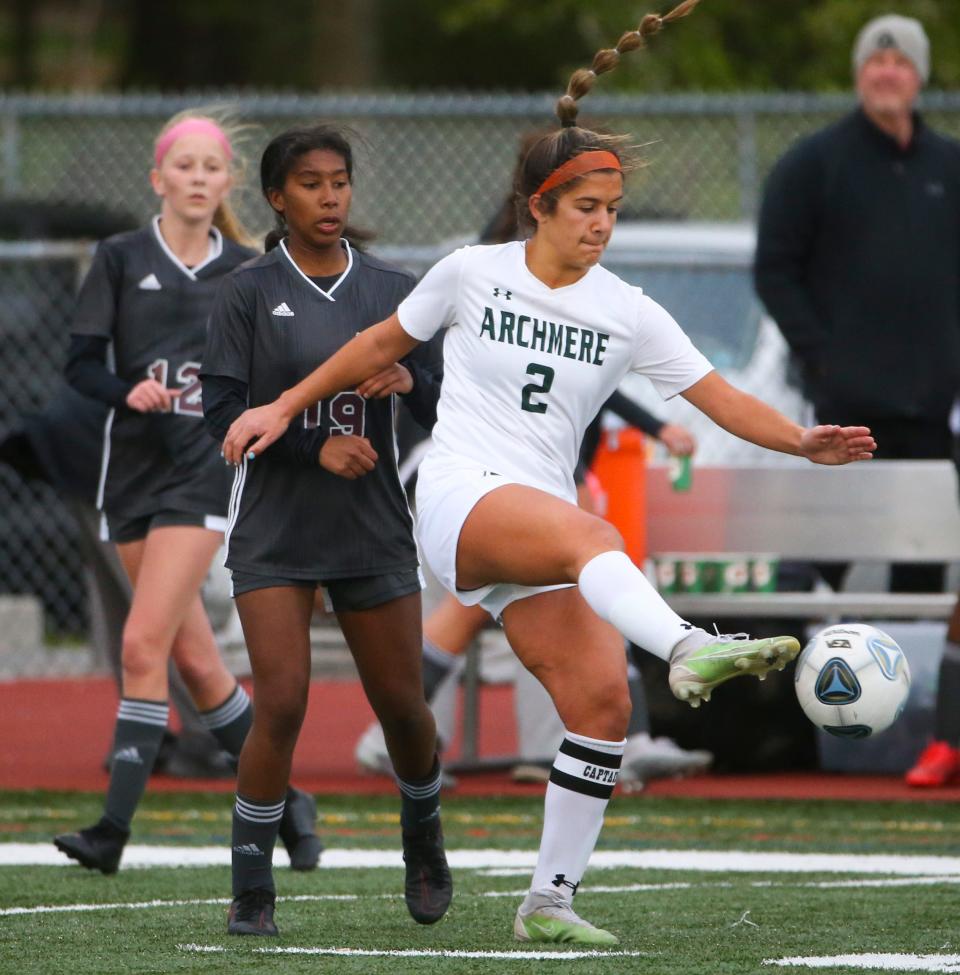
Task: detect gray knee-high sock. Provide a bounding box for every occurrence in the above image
[232,794,284,895]
[200,683,253,760]
[103,698,169,831]
[423,638,459,701]
[398,758,443,832]
[625,650,650,737]
[935,641,960,743]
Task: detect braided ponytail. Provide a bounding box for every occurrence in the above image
[556,0,702,127]
[516,0,702,232]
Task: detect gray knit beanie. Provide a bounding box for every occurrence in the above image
[852,14,930,84]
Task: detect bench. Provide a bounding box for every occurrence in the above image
[646,460,960,620]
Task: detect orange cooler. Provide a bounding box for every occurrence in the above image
[590,428,647,565]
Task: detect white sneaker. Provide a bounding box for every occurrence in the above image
[355,722,393,776]
[620,732,713,784]
[514,888,618,945]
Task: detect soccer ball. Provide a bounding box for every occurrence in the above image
[794,623,911,738]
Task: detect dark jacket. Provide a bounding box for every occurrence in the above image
[754,108,960,423]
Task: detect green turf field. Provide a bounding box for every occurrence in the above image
[2,791,959,974]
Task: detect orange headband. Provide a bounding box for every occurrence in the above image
[534,150,622,196]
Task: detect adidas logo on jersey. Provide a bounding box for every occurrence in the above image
[232,843,264,856]
[138,273,162,291]
[113,746,143,764]
[272,302,295,317]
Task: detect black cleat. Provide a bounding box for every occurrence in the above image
[402,818,453,924]
[279,787,323,871]
[227,887,279,936]
[53,818,129,875]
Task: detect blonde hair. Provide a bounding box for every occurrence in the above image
[153,107,257,248]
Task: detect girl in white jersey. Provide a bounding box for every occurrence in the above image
[223,1,876,945]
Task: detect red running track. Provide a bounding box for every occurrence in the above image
[2,677,959,802]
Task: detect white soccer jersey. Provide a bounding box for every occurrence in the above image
[397,241,713,499]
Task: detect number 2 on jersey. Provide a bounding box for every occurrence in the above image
[147,358,203,417]
[521,363,555,414]
[303,391,366,436]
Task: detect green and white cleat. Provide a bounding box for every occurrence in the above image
[668,629,800,708]
[514,890,618,946]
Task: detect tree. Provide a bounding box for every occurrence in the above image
[383,0,960,91]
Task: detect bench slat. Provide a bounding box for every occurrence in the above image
[646,461,960,561]
[664,591,954,619]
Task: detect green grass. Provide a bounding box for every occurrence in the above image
[2,791,959,974]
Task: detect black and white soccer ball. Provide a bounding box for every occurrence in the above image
[794,623,911,738]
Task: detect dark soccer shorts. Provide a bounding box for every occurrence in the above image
[102,510,228,544]
[229,566,424,611]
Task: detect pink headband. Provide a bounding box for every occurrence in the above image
[154,118,233,167]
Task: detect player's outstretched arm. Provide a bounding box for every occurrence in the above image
[222,314,419,464]
[797,424,875,465]
[681,370,875,465]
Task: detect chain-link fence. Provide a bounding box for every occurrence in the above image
[4,90,960,244]
[2,90,960,673]
[0,242,92,650]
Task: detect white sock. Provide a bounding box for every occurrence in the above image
[578,551,692,661]
[528,731,625,903]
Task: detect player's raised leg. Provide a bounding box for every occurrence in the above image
[457,483,799,709]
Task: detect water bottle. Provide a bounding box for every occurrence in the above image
[669,454,692,492]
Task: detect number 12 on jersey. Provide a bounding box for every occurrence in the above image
[521,363,555,414]
[147,358,202,416]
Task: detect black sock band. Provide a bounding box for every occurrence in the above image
[548,735,623,801]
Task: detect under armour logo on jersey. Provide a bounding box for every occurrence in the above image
[113,746,143,764]
[551,874,580,895]
[493,287,512,300]
[137,273,162,291]
[272,302,295,317]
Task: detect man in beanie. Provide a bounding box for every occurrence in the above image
[755,14,960,788]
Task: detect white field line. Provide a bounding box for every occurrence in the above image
[178,944,651,961]
[0,893,394,917]
[764,954,960,972]
[7,844,960,875]
[6,876,960,919]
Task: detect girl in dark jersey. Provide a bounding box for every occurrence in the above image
[201,125,449,937]
[54,111,320,875]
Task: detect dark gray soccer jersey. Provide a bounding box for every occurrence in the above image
[201,241,426,579]
[71,219,255,520]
